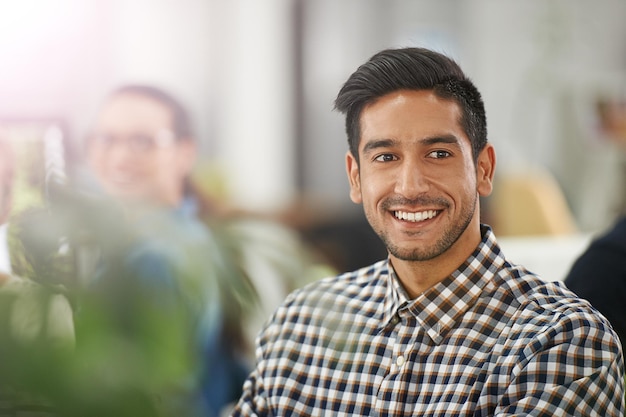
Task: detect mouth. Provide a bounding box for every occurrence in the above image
[105,170,138,186]
[393,209,440,223]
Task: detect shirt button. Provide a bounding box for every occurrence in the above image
[396,355,405,367]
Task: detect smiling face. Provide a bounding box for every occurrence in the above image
[346,89,495,267]
[88,93,196,207]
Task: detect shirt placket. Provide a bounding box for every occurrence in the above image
[374,309,420,416]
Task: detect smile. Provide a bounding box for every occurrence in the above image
[394,210,439,222]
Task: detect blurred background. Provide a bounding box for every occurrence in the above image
[0,0,625,279]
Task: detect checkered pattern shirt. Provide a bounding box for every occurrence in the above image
[231,226,625,416]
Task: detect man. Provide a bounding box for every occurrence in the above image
[82,85,252,416]
[86,85,197,208]
[231,47,624,416]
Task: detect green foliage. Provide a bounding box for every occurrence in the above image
[0,268,202,416]
[0,183,252,416]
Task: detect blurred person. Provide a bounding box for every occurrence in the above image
[80,85,254,416]
[564,215,626,351]
[86,85,336,416]
[231,47,624,416]
[87,85,196,208]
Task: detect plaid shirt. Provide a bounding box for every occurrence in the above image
[232,226,624,416]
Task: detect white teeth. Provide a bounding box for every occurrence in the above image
[394,210,438,222]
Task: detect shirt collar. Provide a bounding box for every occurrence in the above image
[379,225,506,344]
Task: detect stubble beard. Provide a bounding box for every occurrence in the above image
[369,193,477,262]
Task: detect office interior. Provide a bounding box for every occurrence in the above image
[0,0,625,281]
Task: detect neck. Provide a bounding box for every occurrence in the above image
[390,221,483,299]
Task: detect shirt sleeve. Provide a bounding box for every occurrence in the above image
[230,310,278,417]
[495,310,625,416]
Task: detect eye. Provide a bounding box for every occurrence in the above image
[91,133,115,148]
[374,153,397,162]
[427,150,451,159]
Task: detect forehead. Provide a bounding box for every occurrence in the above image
[359,89,467,148]
[95,93,174,132]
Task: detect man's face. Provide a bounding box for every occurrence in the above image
[88,93,195,207]
[346,89,495,263]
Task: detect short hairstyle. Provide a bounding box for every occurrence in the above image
[334,47,487,163]
[108,84,194,141]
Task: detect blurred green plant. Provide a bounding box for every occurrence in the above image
[0,286,193,417]
[0,182,257,416]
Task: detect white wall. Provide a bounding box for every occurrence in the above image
[209,0,297,212]
[462,0,626,232]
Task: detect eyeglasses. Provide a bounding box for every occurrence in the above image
[88,129,176,154]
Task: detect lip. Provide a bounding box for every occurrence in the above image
[107,178,136,188]
[105,168,139,184]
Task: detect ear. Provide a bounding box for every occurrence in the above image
[345,151,362,204]
[476,143,496,197]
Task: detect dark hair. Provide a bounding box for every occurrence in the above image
[109,84,194,141]
[334,47,487,163]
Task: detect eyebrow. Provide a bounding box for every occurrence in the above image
[421,134,461,147]
[361,134,461,154]
[361,138,396,154]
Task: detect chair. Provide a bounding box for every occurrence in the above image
[489,167,578,237]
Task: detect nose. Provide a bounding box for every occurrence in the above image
[394,160,430,198]
[93,143,137,180]
[106,139,138,163]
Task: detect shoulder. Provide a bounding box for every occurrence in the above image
[580,217,626,255]
[285,260,388,307]
[563,219,626,292]
[259,260,389,335]
[115,211,229,297]
[491,264,621,357]
[128,208,223,265]
[493,263,609,324]
[603,217,626,244]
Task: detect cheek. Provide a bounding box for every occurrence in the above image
[460,160,480,192]
[144,151,172,170]
[358,172,389,205]
[86,148,101,167]
[154,153,186,181]
[434,165,477,203]
[88,155,108,177]
[458,174,478,200]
